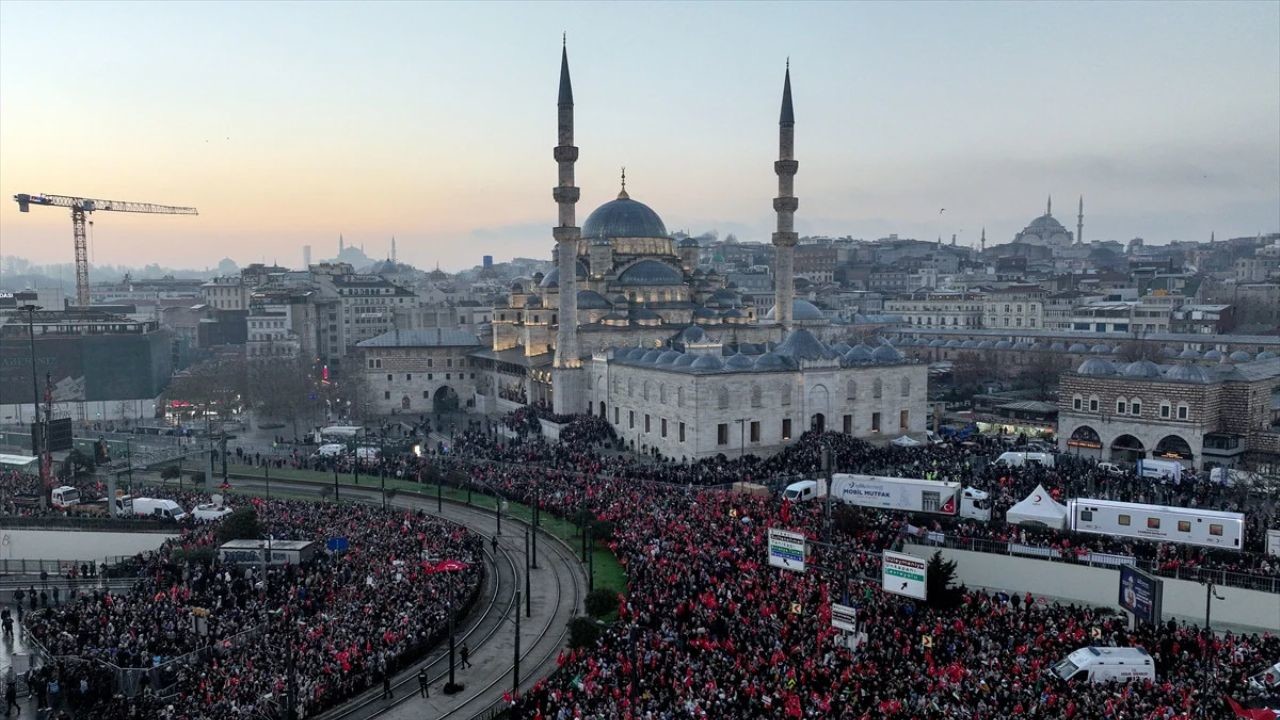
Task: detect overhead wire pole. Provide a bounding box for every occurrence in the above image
[20,305,48,509]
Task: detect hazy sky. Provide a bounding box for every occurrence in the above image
[1,1,1277,272]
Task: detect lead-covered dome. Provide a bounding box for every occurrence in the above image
[616,259,683,286]
[582,195,668,240]
[765,299,824,321]
[1077,358,1115,376]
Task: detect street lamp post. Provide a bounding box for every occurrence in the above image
[1204,579,1225,630]
[379,435,387,510]
[531,487,539,570]
[524,528,532,618]
[21,305,47,510]
[332,462,340,504]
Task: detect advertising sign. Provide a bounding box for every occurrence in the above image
[1268,529,1280,558]
[881,550,928,600]
[831,603,858,632]
[767,528,806,573]
[1118,565,1163,625]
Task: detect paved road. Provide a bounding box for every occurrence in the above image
[228,475,588,720]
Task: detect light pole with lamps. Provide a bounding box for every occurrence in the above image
[20,304,48,510]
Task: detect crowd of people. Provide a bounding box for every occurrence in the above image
[13,494,482,719]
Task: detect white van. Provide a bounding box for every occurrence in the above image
[996,451,1056,469]
[192,503,233,522]
[782,480,820,502]
[1051,647,1155,683]
[314,443,345,458]
[131,497,189,522]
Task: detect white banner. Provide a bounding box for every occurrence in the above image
[1268,529,1280,558]
[882,550,928,600]
[768,528,807,573]
[831,603,858,632]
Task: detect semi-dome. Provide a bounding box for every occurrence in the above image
[1122,360,1162,378]
[871,344,904,363]
[616,259,683,286]
[576,290,610,310]
[539,260,588,288]
[724,353,755,370]
[1229,351,1252,362]
[1077,358,1115,376]
[582,195,668,240]
[765,299,824,322]
[1068,343,1089,353]
[689,354,724,371]
[1164,363,1213,383]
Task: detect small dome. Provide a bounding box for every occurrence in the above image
[945,340,963,349]
[656,350,682,365]
[1203,349,1223,361]
[845,345,874,363]
[929,339,946,348]
[1090,344,1111,354]
[510,280,526,292]
[1068,343,1089,353]
[690,354,724,371]
[678,325,707,344]
[634,306,661,321]
[765,298,825,322]
[754,352,790,370]
[1164,363,1213,383]
[1050,342,1067,352]
[626,346,647,360]
[1122,360,1162,378]
[775,328,837,361]
[976,340,994,349]
[640,349,663,363]
[691,305,718,319]
[1077,358,1115,376]
[582,195,668,240]
[540,260,588,288]
[1257,351,1277,360]
[576,290,610,310]
[1229,351,1252,362]
[830,341,852,354]
[1178,348,1201,360]
[1111,345,1125,354]
[610,293,629,305]
[724,353,755,370]
[871,344,904,363]
[961,340,979,349]
[526,295,543,309]
[995,340,1013,350]
[677,236,699,248]
[674,353,697,366]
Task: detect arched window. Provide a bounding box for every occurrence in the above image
[1129,397,1142,416]
[873,378,882,399]
[846,379,857,401]
[1072,394,1083,411]
[643,381,651,401]
[1116,399,1127,415]
[660,385,668,404]
[900,377,910,397]
[751,383,763,408]
[1089,396,1099,412]
[677,386,684,407]
[717,387,730,409]
[627,378,634,397]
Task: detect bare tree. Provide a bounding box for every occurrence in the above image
[247,355,319,439]
[1020,351,1072,397]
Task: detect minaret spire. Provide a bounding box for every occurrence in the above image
[980,227,986,252]
[772,60,798,332]
[1046,195,1052,216]
[1076,195,1084,245]
[552,37,583,413]
[618,166,628,200]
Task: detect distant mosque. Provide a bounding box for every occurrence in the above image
[1013,195,1085,249]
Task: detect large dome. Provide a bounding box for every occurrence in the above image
[616,259,683,286]
[582,195,668,240]
[1025,214,1067,233]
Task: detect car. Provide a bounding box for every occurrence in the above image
[1097,462,1124,475]
[192,503,233,522]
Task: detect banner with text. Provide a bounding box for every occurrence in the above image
[882,550,928,600]
[767,528,807,573]
[831,603,858,632]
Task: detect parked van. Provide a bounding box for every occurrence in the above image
[313,443,345,458]
[131,497,189,522]
[1097,462,1124,476]
[996,451,1056,469]
[192,503,233,522]
[782,480,820,502]
[1051,647,1155,683]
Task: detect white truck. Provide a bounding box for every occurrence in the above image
[996,451,1056,469]
[130,497,189,522]
[50,486,82,509]
[1051,647,1155,683]
[1136,458,1182,483]
[783,474,991,521]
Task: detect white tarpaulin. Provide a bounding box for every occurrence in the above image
[891,435,922,447]
[1005,484,1069,530]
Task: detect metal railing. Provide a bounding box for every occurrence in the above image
[908,533,1280,593]
[0,515,180,532]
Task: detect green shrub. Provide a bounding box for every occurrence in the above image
[567,616,601,649]
[585,589,618,618]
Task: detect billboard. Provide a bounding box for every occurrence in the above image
[0,330,173,404]
[1118,565,1163,625]
[767,528,806,573]
[39,417,73,453]
[831,603,858,632]
[882,551,928,600]
[1268,529,1280,558]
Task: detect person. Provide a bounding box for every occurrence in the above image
[380,670,392,700]
[3,677,17,717]
[460,643,472,669]
[417,668,429,698]
[491,535,498,554]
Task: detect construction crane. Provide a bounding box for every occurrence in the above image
[13,193,199,307]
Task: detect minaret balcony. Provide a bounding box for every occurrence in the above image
[552,187,581,204]
[554,146,579,162]
[774,160,799,175]
[773,197,799,213]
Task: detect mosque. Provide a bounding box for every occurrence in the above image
[469,44,925,457]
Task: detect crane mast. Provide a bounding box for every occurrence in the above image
[13,193,198,306]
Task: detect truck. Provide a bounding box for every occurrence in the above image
[130,497,189,522]
[1136,458,1182,483]
[1051,647,1155,684]
[50,486,82,509]
[996,451,1056,469]
[783,474,991,521]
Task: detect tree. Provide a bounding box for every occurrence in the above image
[1020,351,1071,396]
[951,352,986,391]
[216,507,261,544]
[585,589,618,618]
[567,617,602,649]
[169,355,248,426]
[61,448,95,478]
[925,551,964,610]
[246,355,319,438]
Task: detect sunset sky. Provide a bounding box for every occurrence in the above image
[1,1,1277,271]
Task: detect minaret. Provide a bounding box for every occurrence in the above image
[339,234,345,253]
[551,38,583,414]
[391,236,397,262]
[772,60,798,332]
[1076,196,1084,245]
[980,227,986,253]
[1046,195,1052,216]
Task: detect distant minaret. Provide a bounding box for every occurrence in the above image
[339,234,345,253]
[1046,195,1052,216]
[551,38,583,412]
[980,227,986,253]
[391,236,397,262]
[1210,231,1215,243]
[303,245,312,268]
[772,59,799,332]
[1076,196,1084,245]
[951,233,957,246]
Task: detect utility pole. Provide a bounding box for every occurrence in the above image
[1204,580,1225,630]
[532,487,540,570]
[524,528,532,618]
[265,461,271,502]
[379,435,387,510]
[514,589,522,697]
[736,418,747,459]
[437,475,443,513]
[20,304,48,510]
[332,462,340,504]
[822,444,833,542]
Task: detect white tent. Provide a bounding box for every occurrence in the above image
[892,435,922,447]
[1005,484,1068,530]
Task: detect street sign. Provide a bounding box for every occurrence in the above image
[882,550,927,600]
[1118,565,1163,625]
[326,537,350,553]
[831,603,858,632]
[767,528,806,573]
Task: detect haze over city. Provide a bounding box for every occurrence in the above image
[2,1,1277,271]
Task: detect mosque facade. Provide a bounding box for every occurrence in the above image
[470,45,925,455]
